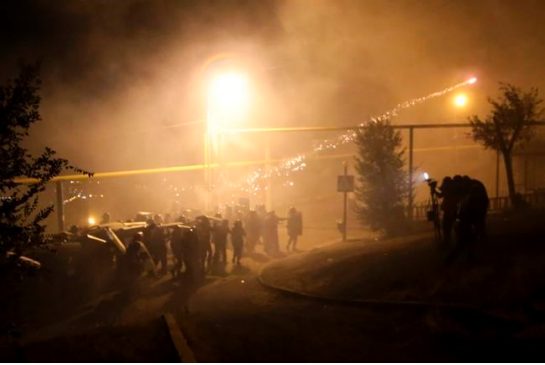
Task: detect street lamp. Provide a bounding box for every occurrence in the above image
[207,72,249,134]
[453,93,468,108]
[205,71,249,211]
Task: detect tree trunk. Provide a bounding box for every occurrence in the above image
[502,150,518,207]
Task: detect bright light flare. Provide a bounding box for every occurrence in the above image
[467,76,477,85]
[207,72,249,123]
[88,216,96,226]
[453,93,468,108]
[423,172,430,181]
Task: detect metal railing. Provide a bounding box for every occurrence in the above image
[412,190,545,220]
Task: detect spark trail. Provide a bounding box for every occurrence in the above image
[239,77,478,194]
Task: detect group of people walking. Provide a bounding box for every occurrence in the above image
[123,206,303,283]
[244,207,303,255]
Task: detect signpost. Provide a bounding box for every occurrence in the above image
[337,162,354,242]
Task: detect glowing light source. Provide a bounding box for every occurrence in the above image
[453,93,468,108]
[423,172,430,181]
[467,76,477,84]
[88,216,96,226]
[207,72,249,129]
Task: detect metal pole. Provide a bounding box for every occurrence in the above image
[524,154,528,193]
[342,161,348,242]
[408,127,414,220]
[55,181,64,233]
[204,131,210,212]
[495,150,500,197]
[265,139,272,211]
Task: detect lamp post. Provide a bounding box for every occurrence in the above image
[206,71,249,211]
[451,92,470,168]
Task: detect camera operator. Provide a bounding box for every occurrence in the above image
[425,176,441,242]
[425,175,457,246]
[438,177,458,245]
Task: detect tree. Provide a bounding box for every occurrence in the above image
[469,84,543,207]
[354,119,407,236]
[0,63,90,266]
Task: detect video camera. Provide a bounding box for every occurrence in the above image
[423,172,438,196]
[423,172,439,222]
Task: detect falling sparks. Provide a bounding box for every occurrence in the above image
[237,77,478,193]
[150,78,479,201]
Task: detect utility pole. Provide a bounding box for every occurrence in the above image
[342,162,348,242]
[407,127,414,220]
[265,138,272,211]
[495,150,500,197]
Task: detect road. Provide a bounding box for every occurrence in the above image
[11,219,545,362]
[177,227,545,362]
[180,274,448,362]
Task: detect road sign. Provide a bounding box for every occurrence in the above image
[337,175,354,192]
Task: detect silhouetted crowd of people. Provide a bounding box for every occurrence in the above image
[119,206,303,284]
[428,174,489,261]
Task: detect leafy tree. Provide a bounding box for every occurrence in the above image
[354,119,407,236]
[469,84,543,207]
[0,63,90,266]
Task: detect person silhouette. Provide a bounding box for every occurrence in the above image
[231,220,246,265]
[286,207,303,252]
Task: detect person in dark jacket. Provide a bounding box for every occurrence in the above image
[438,177,457,245]
[184,226,202,284]
[231,220,246,265]
[245,210,261,254]
[446,176,489,263]
[195,215,213,275]
[263,211,280,255]
[152,223,168,275]
[213,219,230,264]
[286,207,303,252]
[170,225,185,278]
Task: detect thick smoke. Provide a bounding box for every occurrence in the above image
[2,0,545,224]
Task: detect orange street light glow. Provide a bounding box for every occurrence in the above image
[208,72,249,117]
[454,93,468,107]
[207,71,250,137]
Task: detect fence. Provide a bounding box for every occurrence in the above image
[412,190,545,220]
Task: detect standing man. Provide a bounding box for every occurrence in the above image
[264,211,280,255]
[195,215,213,275]
[145,220,168,275]
[212,219,229,264]
[231,220,246,265]
[245,210,261,254]
[438,177,457,246]
[185,226,202,284]
[170,225,185,279]
[286,207,303,252]
[153,223,168,275]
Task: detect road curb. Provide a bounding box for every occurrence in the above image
[257,272,480,312]
[163,313,196,363]
[257,242,482,313]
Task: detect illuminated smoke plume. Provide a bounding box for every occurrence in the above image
[239,77,478,194]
